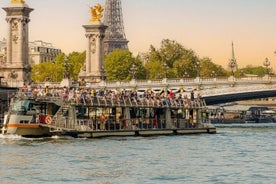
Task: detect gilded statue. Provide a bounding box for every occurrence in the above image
[90,3,104,23]
[11,0,25,4]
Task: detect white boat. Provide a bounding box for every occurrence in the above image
[1,90,216,138]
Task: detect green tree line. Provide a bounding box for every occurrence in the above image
[31,39,273,82]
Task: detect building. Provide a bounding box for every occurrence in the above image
[0,39,62,65]
[29,40,61,64]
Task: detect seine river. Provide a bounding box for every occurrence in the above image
[0,124,275,184]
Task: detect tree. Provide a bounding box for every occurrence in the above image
[239,65,269,77]
[145,39,227,79]
[104,49,146,80]
[67,51,86,80]
[173,49,199,78]
[31,62,57,82]
[31,51,85,82]
[199,57,228,78]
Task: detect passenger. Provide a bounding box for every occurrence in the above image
[21,83,27,93]
[27,84,32,96]
[45,86,51,96]
[99,114,106,130]
[190,90,194,101]
[153,115,158,128]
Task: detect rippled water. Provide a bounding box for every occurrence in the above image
[1,124,276,184]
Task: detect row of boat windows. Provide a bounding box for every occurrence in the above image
[11,99,59,116]
[11,100,196,121]
[76,106,190,120]
[19,120,29,124]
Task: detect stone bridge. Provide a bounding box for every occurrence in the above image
[85,76,276,105]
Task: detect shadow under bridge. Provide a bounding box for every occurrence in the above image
[202,89,276,105]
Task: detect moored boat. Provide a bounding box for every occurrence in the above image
[1,88,216,138]
[209,105,276,124]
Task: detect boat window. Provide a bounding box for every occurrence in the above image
[11,99,30,113]
[77,106,89,118]
[20,120,29,124]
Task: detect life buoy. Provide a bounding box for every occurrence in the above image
[45,116,52,125]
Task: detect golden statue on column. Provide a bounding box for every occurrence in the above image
[11,0,25,4]
[90,3,104,23]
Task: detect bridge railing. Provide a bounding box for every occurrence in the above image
[4,76,276,90]
[201,83,276,96]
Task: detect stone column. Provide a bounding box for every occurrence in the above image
[2,3,33,87]
[6,18,12,64]
[79,23,108,83]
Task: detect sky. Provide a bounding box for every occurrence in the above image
[1,0,276,70]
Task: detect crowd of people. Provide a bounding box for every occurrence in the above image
[19,84,204,108]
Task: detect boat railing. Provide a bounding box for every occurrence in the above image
[37,108,206,131]
[50,116,200,131]
[15,92,64,104]
[71,96,207,109]
[14,91,207,109]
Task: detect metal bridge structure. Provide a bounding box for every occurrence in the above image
[103,0,129,54]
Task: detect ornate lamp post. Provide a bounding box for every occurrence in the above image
[211,70,217,79]
[130,64,137,80]
[100,66,106,81]
[196,61,200,78]
[163,63,168,78]
[183,71,189,79]
[263,57,270,76]
[240,70,244,78]
[229,60,236,77]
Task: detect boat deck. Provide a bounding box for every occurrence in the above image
[49,126,216,138]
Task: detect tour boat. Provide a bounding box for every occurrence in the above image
[1,90,216,138]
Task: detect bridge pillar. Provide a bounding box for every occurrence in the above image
[79,5,108,84]
[2,2,33,87]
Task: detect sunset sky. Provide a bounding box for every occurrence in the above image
[1,0,276,70]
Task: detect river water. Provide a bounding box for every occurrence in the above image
[0,124,275,184]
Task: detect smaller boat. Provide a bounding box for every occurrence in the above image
[209,105,276,124]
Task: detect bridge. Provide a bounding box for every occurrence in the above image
[83,75,276,105]
[4,75,276,106]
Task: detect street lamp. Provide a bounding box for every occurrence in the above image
[229,60,236,77]
[100,66,106,81]
[211,70,217,79]
[195,61,200,78]
[263,57,270,76]
[240,70,244,78]
[183,71,189,79]
[163,63,168,78]
[130,64,137,80]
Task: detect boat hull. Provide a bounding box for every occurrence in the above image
[6,124,51,138]
[53,127,216,138]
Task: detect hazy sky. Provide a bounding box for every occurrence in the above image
[1,0,276,69]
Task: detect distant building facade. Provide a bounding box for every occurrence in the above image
[0,39,61,65]
[29,40,61,64]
